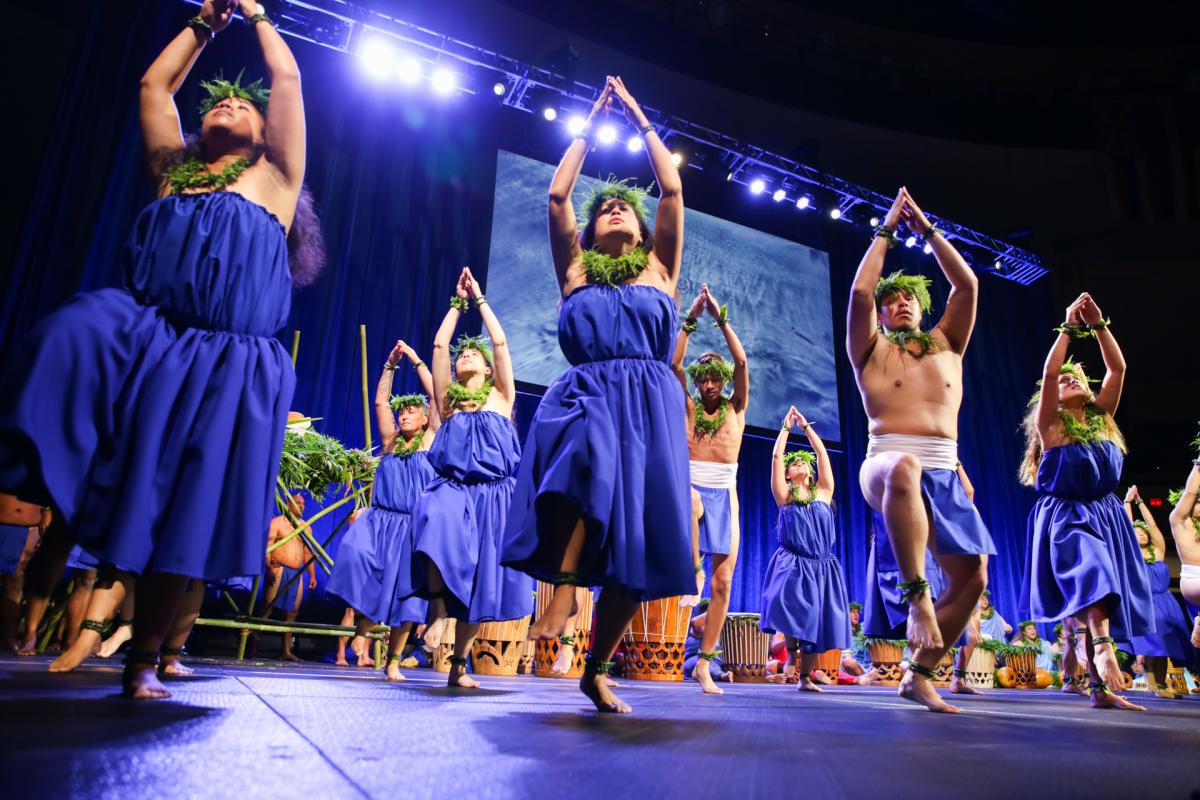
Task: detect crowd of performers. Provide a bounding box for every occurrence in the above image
[1,0,1199,716]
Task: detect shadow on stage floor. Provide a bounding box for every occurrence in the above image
[0,652,1197,799]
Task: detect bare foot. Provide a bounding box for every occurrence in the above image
[351,635,375,667]
[386,660,406,682]
[528,585,578,642]
[423,618,448,651]
[580,671,631,713]
[898,670,960,713]
[1191,616,1200,649]
[905,593,943,651]
[797,675,823,692]
[98,624,132,658]
[1092,643,1125,689]
[335,652,349,667]
[1090,686,1146,711]
[855,667,881,686]
[447,662,480,689]
[765,672,788,684]
[1062,677,1086,696]
[15,634,36,656]
[49,630,101,672]
[604,675,620,688]
[691,662,724,695]
[552,642,575,674]
[812,669,835,685]
[123,664,171,699]
[281,652,301,662]
[949,675,982,695]
[160,657,194,676]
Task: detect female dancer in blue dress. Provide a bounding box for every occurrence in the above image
[326,340,439,682]
[502,76,692,714]
[760,406,851,693]
[1020,292,1152,711]
[0,0,322,698]
[1124,485,1199,698]
[405,267,531,689]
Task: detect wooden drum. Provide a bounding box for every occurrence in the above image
[430,618,457,673]
[471,616,532,676]
[965,647,996,689]
[815,648,842,679]
[533,583,595,679]
[867,640,905,686]
[1006,649,1039,688]
[623,596,692,681]
[933,651,956,687]
[720,613,770,683]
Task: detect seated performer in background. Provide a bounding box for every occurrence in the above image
[672,282,749,695]
[760,407,851,693]
[1011,621,1057,677]
[847,188,993,713]
[978,590,1012,641]
[1165,456,1200,649]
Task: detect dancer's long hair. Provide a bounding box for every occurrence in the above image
[1018,363,1126,486]
[158,136,326,287]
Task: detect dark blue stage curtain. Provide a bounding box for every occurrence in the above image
[1,6,1054,627]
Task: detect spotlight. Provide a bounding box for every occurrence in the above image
[671,151,684,166]
[869,216,880,227]
[627,135,644,153]
[360,39,395,79]
[749,179,766,195]
[597,124,617,145]
[397,56,422,85]
[993,259,1003,271]
[905,235,917,248]
[431,68,457,95]
[796,196,810,210]
[492,81,506,96]
[772,189,786,202]
[726,172,734,182]
[542,106,558,122]
[923,242,933,254]
[829,208,842,220]
[566,115,587,137]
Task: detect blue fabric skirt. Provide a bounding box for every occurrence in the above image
[326,507,428,626]
[694,485,735,556]
[760,549,851,650]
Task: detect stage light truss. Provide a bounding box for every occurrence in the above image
[184,0,1048,285]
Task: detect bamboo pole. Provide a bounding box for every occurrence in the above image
[195,617,389,638]
[222,591,242,615]
[290,330,301,366]
[359,324,371,453]
[237,575,262,660]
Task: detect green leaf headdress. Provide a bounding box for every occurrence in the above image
[576,176,652,228]
[451,334,493,366]
[389,393,429,413]
[849,602,863,613]
[197,69,271,118]
[874,271,933,314]
[1027,357,1099,407]
[1132,520,1149,532]
[783,449,816,471]
[685,355,734,387]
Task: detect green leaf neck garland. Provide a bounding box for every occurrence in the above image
[580,247,649,287]
[789,482,818,506]
[691,396,730,437]
[881,327,941,358]
[393,430,425,457]
[446,379,493,410]
[1057,404,1107,445]
[980,607,995,621]
[165,156,252,196]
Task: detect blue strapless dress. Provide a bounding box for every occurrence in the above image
[1129,560,1199,668]
[502,284,693,600]
[759,502,851,651]
[1021,441,1154,640]
[0,192,295,580]
[0,523,29,575]
[405,411,532,623]
[326,451,436,626]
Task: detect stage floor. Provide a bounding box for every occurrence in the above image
[1,653,1197,799]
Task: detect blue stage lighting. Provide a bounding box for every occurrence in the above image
[869,216,880,227]
[796,196,810,210]
[829,208,842,220]
[397,56,421,85]
[492,81,506,96]
[542,107,558,122]
[749,179,766,195]
[597,124,617,145]
[359,39,395,79]
[923,242,934,254]
[627,136,644,153]
[431,68,457,95]
[905,235,917,248]
[772,189,786,202]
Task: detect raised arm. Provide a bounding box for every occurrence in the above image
[1129,486,1167,559]
[1035,297,1085,443]
[797,409,833,502]
[375,342,404,453]
[901,190,978,354]
[1169,464,1200,530]
[847,190,905,369]
[609,76,683,286]
[465,268,515,408]
[238,0,305,194]
[140,1,234,183]
[1078,294,1126,415]
[431,286,465,415]
[548,86,612,289]
[409,345,440,433]
[706,287,749,413]
[672,289,706,407]
[770,410,798,508]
